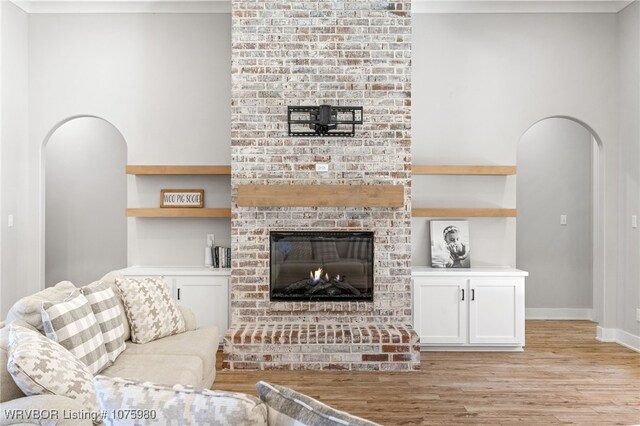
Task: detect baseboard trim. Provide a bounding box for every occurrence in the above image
[596,326,640,352]
[525,308,594,320]
[420,345,524,352]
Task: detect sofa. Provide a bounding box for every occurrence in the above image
[0,271,219,425]
[0,271,379,426]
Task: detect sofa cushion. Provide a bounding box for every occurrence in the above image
[41,291,111,375]
[255,381,380,426]
[81,282,126,363]
[7,324,100,416]
[115,276,185,344]
[5,281,77,332]
[99,353,204,387]
[93,375,268,426]
[123,325,219,388]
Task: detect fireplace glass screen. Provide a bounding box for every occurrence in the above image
[270,231,374,302]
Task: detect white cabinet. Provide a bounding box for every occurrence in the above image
[175,275,229,334]
[413,267,527,351]
[119,267,230,343]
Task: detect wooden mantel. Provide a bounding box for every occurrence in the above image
[236,184,404,208]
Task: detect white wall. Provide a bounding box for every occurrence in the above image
[0,1,30,316]
[616,1,640,339]
[26,13,232,281]
[517,118,593,314]
[412,13,618,271]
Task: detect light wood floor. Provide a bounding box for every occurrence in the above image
[214,321,640,425]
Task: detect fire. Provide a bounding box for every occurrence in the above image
[310,267,324,284]
[309,267,342,285]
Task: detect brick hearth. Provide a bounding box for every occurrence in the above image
[229,0,415,370]
[223,323,420,371]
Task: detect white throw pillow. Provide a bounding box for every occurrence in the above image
[93,375,268,425]
[41,291,111,375]
[115,277,185,344]
[81,282,126,363]
[7,324,101,419]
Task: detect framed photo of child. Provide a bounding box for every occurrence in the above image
[430,220,471,268]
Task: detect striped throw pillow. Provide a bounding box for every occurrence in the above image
[347,238,372,261]
[81,283,126,363]
[41,291,111,375]
[255,381,380,426]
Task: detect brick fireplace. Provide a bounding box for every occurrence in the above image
[225,0,418,370]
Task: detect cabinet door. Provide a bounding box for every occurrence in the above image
[414,278,467,345]
[176,276,229,342]
[468,278,524,345]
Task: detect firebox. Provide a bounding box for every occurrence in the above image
[270,231,374,302]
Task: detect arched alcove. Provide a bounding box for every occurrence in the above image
[44,116,127,287]
[517,116,603,322]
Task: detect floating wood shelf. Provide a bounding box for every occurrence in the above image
[412,165,516,175]
[412,208,517,218]
[126,208,232,218]
[237,184,404,208]
[126,165,231,175]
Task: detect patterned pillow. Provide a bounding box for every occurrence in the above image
[312,240,341,262]
[7,324,101,418]
[81,282,126,363]
[255,381,380,426]
[115,277,185,344]
[41,291,111,375]
[93,375,268,425]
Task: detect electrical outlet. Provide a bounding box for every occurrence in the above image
[560,215,567,225]
[7,214,14,227]
[207,234,215,247]
[636,308,640,323]
[632,215,638,229]
[315,163,329,172]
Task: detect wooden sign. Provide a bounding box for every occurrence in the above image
[160,189,204,208]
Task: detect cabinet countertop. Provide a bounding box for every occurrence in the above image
[412,266,528,277]
[119,266,231,276]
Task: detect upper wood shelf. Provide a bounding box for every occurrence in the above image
[412,208,517,218]
[412,165,516,175]
[126,165,231,175]
[126,208,231,218]
[237,184,404,208]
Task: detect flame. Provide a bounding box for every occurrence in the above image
[310,267,323,283]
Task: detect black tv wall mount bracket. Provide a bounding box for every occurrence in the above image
[287,105,363,137]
